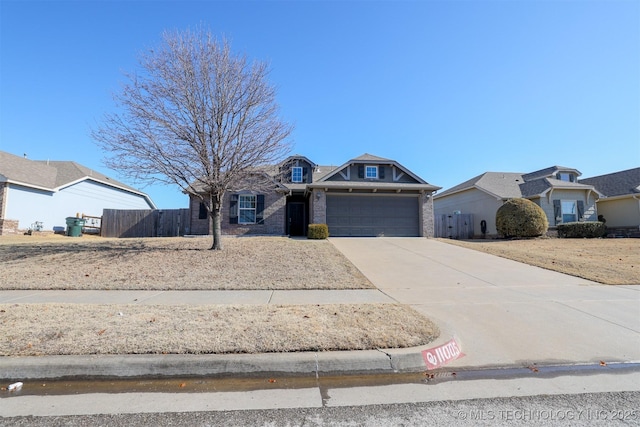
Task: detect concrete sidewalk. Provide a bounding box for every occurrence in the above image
[0,289,394,305]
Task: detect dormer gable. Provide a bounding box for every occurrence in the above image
[278,155,316,184]
[522,166,581,183]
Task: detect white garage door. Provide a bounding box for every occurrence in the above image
[326,195,419,237]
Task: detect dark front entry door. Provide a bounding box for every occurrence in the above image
[288,202,305,236]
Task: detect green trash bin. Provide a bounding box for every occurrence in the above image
[66,217,86,237]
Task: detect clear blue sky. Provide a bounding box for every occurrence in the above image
[1,0,638,209]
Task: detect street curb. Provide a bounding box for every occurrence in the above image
[0,347,430,381]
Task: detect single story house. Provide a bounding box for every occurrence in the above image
[0,150,156,235]
[189,153,441,237]
[433,165,601,237]
[579,167,640,234]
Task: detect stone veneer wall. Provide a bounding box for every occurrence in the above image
[421,192,435,237]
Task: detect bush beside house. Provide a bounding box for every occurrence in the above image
[496,198,548,238]
[308,223,329,239]
[557,221,606,238]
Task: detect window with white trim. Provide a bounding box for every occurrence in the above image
[238,195,257,224]
[365,165,378,179]
[292,166,303,183]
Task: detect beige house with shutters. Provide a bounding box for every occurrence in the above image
[433,166,601,238]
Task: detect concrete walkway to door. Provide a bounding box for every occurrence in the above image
[329,238,640,369]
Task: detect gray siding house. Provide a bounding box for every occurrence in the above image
[0,150,156,235]
[189,153,441,237]
[434,166,601,237]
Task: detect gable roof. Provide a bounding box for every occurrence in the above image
[315,153,436,188]
[280,154,317,168]
[579,167,640,197]
[435,172,524,199]
[350,153,392,162]
[0,150,155,207]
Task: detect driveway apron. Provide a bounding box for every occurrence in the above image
[330,238,640,368]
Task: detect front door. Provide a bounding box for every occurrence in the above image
[287,202,305,236]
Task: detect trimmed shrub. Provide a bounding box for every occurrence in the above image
[308,223,329,239]
[557,221,606,238]
[496,198,548,238]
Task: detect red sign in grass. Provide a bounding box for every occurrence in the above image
[422,337,465,370]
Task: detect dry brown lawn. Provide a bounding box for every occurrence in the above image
[0,234,440,355]
[0,235,372,290]
[0,303,439,356]
[439,238,639,285]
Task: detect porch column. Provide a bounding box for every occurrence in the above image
[312,189,326,224]
[421,192,435,237]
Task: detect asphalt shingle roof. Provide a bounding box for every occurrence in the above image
[0,150,147,196]
[579,167,640,197]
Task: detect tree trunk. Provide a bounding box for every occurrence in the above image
[210,195,223,250]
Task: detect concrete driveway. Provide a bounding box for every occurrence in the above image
[330,238,640,369]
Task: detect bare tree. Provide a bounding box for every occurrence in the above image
[92,28,293,249]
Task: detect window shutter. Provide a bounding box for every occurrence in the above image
[303,167,308,183]
[379,166,385,179]
[358,165,364,178]
[229,194,238,224]
[553,199,561,225]
[198,203,207,220]
[256,195,265,224]
[577,200,584,220]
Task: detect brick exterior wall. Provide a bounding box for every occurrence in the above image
[0,219,19,235]
[421,192,435,237]
[0,183,7,220]
[189,192,287,236]
[0,183,20,235]
[311,189,326,224]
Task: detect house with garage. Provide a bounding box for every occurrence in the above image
[579,167,640,236]
[0,150,156,235]
[433,165,601,238]
[189,153,441,237]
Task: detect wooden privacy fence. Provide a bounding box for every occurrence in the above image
[434,214,474,239]
[101,209,190,238]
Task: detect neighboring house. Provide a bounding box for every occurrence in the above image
[189,153,441,237]
[579,167,640,232]
[0,150,156,235]
[433,166,601,237]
